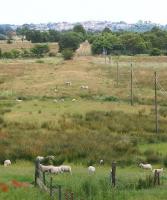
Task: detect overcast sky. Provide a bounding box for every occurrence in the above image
[1,0,167,25]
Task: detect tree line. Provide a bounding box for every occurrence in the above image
[16,25,167,56]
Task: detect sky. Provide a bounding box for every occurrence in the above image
[1,0,167,25]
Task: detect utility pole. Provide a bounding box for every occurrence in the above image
[130,63,133,106]
[116,61,119,87]
[154,71,158,134]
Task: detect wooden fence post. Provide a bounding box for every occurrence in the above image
[70,192,74,200]
[154,170,160,186]
[111,162,116,187]
[50,177,53,199]
[34,159,40,186]
[58,185,62,200]
[42,172,46,185]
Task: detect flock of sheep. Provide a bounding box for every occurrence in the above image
[139,163,164,175]
[3,159,164,176]
[36,156,99,175]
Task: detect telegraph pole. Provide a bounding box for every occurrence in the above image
[154,71,158,134]
[130,63,133,106]
[116,61,119,87]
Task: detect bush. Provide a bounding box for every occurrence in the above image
[31,44,49,57]
[62,49,74,60]
[163,155,167,167]
[159,107,167,118]
[2,51,13,59]
[48,52,56,57]
[150,48,161,56]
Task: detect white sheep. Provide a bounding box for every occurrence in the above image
[72,99,77,102]
[60,165,72,174]
[36,156,44,162]
[152,168,164,175]
[49,166,62,174]
[139,163,152,170]
[39,164,53,173]
[99,159,104,165]
[80,85,89,89]
[88,166,96,174]
[16,99,23,102]
[65,81,71,86]
[4,160,11,167]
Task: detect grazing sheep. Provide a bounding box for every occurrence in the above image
[65,81,71,86]
[16,99,23,102]
[36,156,44,162]
[53,99,58,103]
[139,163,152,170]
[60,165,72,174]
[72,99,77,102]
[80,85,89,89]
[49,166,62,174]
[4,160,11,167]
[152,168,164,175]
[99,159,104,165]
[39,164,53,173]
[88,166,96,174]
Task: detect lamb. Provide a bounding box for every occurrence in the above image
[4,160,11,167]
[49,166,62,174]
[60,165,72,174]
[88,166,96,174]
[139,163,152,170]
[39,164,53,173]
[99,159,104,165]
[65,81,71,86]
[36,156,44,162]
[152,168,164,175]
[80,85,89,89]
[16,99,23,102]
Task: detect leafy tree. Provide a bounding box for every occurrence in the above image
[48,30,61,42]
[102,27,112,33]
[91,33,122,55]
[59,32,82,51]
[73,24,86,35]
[120,33,147,54]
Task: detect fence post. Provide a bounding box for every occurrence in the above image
[50,177,53,199]
[111,161,116,187]
[58,185,62,200]
[34,158,40,186]
[70,192,74,200]
[154,170,160,185]
[43,172,46,185]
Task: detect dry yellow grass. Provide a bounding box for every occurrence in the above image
[0,41,59,53]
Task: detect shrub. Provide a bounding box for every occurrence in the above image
[159,107,167,118]
[163,155,167,167]
[2,51,13,59]
[31,44,49,57]
[150,48,161,56]
[62,49,74,60]
[48,52,56,57]
[11,49,21,58]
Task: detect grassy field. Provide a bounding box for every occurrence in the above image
[0,161,167,200]
[0,54,167,198]
[0,40,59,53]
